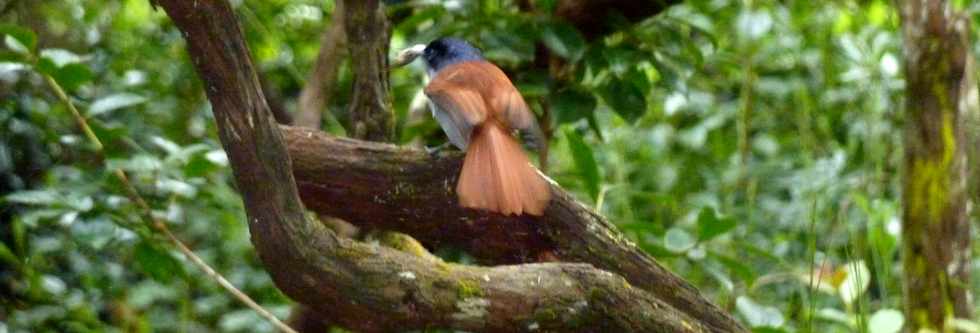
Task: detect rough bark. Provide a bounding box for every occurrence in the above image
[344,0,393,141]
[295,0,346,129]
[283,126,746,333]
[899,0,974,330]
[156,0,734,332]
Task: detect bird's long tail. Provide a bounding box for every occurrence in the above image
[457,122,551,216]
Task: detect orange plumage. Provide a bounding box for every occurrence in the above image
[424,61,551,216]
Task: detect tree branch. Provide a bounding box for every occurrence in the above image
[283,126,746,333]
[156,0,732,332]
[295,0,346,129]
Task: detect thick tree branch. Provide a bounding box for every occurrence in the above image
[157,0,729,332]
[283,126,746,333]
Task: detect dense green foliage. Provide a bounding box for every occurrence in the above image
[1,0,978,332]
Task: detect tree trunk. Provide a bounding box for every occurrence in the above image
[899,0,974,330]
[344,0,393,141]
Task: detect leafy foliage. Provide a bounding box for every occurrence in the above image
[0,0,978,332]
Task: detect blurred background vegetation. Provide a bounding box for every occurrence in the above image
[0,0,977,332]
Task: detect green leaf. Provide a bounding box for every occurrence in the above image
[540,22,585,61]
[39,48,83,67]
[711,252,756,282]
[134,241,184,283]
[664,227,695,253]
[550,88,603,139]
[551,88,597,124]
[598,77,647,123]
[696,207,736,241]
[868,309,903,333]
[107,154,163,172]
[0,242,19,267]
[564,128,600,201]
[89,93,147,116]
[51,63,93,92]
[0,50,26,63]
[0,24,36,55]
[735,296,784,328]
[5,190,60,205]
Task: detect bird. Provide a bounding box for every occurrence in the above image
[392,38,551,216]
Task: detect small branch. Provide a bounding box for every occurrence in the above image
[295,0,346,129]
[40,69,297,333]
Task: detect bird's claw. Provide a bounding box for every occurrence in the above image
[425,142,453,156]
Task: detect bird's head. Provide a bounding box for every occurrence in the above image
[391,38,483,74]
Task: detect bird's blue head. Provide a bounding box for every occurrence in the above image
[421,38,483,74]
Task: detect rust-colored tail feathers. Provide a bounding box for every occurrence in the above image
[457,123,551,216]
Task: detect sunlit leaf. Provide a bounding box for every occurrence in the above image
[736,296,784,328]
[664,227,695,253]
[868,309,903,333]
[107,154,163,172]
[89,93,147,116]
[39,48,83,67]
[5,190,60,205]
[0,24,36,55]
[837,260,870,305]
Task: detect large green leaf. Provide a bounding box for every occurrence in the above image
[563,127,600,201]
[550,87,603,139]
[696,207,736,241]
[134,241,185,283]
[540,22,585,61]
[598,77,647,123]
[0,24,36,55]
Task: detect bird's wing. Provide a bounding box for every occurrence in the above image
[424,64,490,149]
[480,63,545,148]
[427,61,544,148]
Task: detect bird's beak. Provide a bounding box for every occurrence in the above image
[391,44,427,68]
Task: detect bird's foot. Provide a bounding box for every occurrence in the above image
[425,142,453,156]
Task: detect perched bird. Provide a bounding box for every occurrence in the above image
[392,38,551,216]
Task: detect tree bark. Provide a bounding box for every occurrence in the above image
[155,0,740,332]
[899,0,974,330]
[344,0,393,141]
[282,126,745,333]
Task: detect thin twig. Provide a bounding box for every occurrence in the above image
[42,73,298,333]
